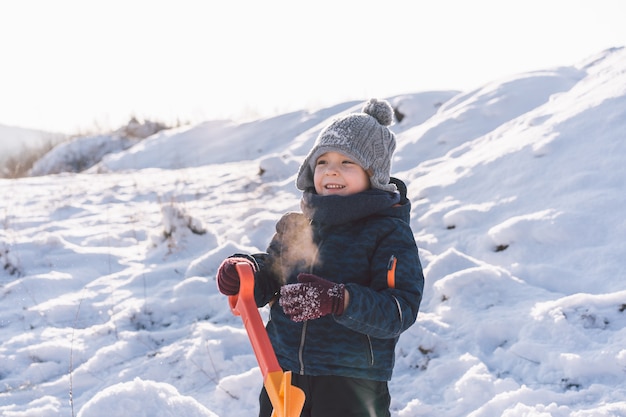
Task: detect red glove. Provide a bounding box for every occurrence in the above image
[279,273,345,322]
[216,257,255,295]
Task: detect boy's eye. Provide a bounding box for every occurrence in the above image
[314,157,356,166]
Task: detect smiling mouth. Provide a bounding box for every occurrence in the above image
[325,184,345,189]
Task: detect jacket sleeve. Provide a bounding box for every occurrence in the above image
[334,221,424,339]
[252,252,280,307]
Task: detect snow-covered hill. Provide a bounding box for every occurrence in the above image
[0,125,57,160]
[1,47,625,417]
[0,125,65,177]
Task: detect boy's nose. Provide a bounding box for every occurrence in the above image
[325,164,339,174]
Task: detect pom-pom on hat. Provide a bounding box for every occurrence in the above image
[296,98,397,193]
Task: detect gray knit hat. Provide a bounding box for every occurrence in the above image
[296,98,397,193]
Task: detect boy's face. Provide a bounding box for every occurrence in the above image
[313,151,371,196]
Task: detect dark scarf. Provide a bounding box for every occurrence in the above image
[300,188,401,225]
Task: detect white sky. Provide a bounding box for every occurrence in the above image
[1,0,625,134]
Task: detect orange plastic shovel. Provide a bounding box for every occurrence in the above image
[229,262,305,417]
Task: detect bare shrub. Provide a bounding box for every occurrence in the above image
[1,140,59,179]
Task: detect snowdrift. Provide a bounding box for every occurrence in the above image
[1,47,625,417]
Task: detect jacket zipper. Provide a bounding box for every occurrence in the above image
[298,223,320,374]
[298,321,307,374]
[366,335,374,366]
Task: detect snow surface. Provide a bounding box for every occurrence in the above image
[1,47,626,417]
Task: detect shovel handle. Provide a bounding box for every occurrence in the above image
[228,262,306,417]
[229,262,282,377]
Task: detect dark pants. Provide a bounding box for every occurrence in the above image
[259,374,391,417]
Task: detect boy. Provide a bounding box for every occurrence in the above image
[217,98,424,417]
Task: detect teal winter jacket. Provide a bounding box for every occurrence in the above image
[245,178,424,381]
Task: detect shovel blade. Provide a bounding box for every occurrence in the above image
[266,370,305,417]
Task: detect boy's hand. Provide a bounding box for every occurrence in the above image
[216,257,255,295]
[280,273,345,322]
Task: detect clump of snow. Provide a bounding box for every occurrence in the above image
[29,135,140,176]
[77,377,218,417]
[27,118,169,176]
[1,48,626,417]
